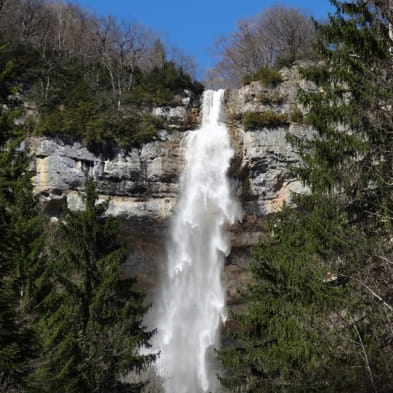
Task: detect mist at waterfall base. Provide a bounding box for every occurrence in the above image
[150,90,241,393]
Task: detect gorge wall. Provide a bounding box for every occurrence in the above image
[28,65,314,307]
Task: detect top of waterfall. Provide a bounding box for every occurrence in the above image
[201,89,225,127]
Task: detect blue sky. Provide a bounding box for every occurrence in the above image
[73,0,334,72]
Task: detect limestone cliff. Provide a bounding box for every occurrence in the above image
[29,64,314,305]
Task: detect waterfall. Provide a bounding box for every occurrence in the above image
[153,89,241,393]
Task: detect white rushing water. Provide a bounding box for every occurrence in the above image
[153,90,241,393]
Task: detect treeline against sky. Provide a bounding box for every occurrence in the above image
[0,0,203,146]
[207,5,316,88]
[0,0,199,81]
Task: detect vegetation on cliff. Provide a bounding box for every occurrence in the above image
[242,111,289,130]
[242,67,283,87]
[0,0,203,147]
[206,5,316,88]
[220,0,393,391]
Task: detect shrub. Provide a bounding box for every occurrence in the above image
[259,92,284,105]
[38,105,166,146]
[34,59,171,146]
[290,106,304,123]
[275,54,296,69]
[242,67,283,86]
[130,61,204,107]
[242,111,289,130]
[126,113,167,145]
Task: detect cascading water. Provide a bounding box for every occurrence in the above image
[152,89,241,393]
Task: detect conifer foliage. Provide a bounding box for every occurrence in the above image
[0,43,43,392]
[0,39,155,392]
[220,1,393,392]
[32,181,155,393]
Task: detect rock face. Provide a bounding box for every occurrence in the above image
[31,132,182,220]
[151,89,202,130]
[222,64,314,305]
[29,64,313,305]
[29,131,185,296]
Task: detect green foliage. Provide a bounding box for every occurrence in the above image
[37,102,166,147]
[0,42,44,391]
[221,201,393,392]
[259,92,284,105]
[221,1,393,392]
[289,106,304,123]
[31,181,155,393]
[1,38,202,147]
[31,57,200,146]
[0,148,43,389]
[101,112,167,147]
[0,45,14,102]
[130,61,203,107]
[219,198,386,392]
[242,111,289,130]
[275,45,317,69]
[275,54,297,69]
[294,0,393,200]
[32,62,157,146]
[243,67,283,86]
[0,39,158,391]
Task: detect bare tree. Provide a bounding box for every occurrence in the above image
[167,44,199,80]
[206,5,315,88]
[257,6,315,64]
[93,15,157,107]
[16,0,47,44]
[0,0,199,106]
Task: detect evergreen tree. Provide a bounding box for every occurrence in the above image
[219,198,387,392]
[0,42,44,392]
[292,0,393,218]
[220,1,393,392]
[32,181,155,393]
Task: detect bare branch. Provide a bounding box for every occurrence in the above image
[343,275,393,312]
[353,324,377,393]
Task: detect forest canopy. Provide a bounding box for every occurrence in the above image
[0,0,203,147]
